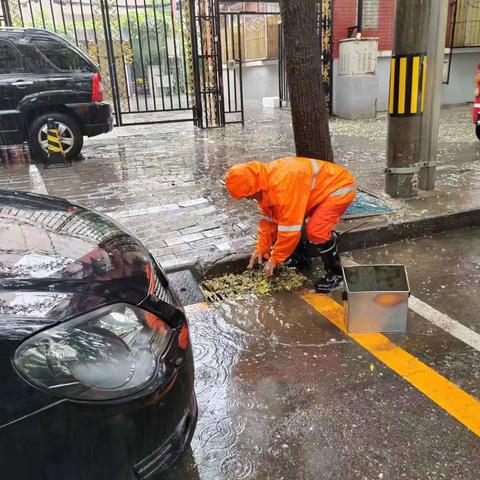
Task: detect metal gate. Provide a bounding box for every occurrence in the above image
[0,0,10,25]
[278,0,333,113]
[220,12,243,124]
[3,0,196,126]
[190,0,224,128]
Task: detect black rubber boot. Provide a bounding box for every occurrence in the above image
[315,234,343,293]
[284,227,312,269]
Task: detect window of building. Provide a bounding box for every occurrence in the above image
[360,0,380,30]
[450,0,480,47]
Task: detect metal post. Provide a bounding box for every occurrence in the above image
[385,0,430,198]
[357,0,363,34]
[419,0,449,190]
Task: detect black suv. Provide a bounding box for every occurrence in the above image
[0,27,112,161]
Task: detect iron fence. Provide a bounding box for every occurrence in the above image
[278,0,333,113]
[3,0,196,126]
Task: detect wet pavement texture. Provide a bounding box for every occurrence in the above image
[1,104,480,272]
[164,227,479,480]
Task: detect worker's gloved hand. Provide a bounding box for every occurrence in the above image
[248,251,264,270]
[263,259,278,279]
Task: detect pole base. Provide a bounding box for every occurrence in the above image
[418,166,436,191]
[385,173,418,198]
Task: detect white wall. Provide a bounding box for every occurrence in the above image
[240,60,279,102]
[333,49,479,115]
[441,50,478,104]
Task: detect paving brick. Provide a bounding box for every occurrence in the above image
[165,233,205,246]
[178,197,209,208]
[152,243,192,256]
[188,235,230,249]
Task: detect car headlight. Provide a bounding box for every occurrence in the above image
[13,304,172,401]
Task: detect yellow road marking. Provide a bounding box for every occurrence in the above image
[302,293,480,437]
[398,57,407,114]
[411,56,420,114]
[388,58,395,114]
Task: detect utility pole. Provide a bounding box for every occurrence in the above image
[419,0,449,190]
[385,0,430,198]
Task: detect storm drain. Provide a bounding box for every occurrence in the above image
[200,268,306,303]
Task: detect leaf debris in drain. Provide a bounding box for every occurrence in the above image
[201,268,306,302]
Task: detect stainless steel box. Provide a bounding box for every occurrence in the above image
[342,265,410,333]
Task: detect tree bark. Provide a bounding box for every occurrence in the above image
[280,0,333,162]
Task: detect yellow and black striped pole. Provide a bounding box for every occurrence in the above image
[385,0,430,199]
[45,117,66,167]
[388,54,427,117]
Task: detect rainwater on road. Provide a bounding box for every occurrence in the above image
[167,227,480,480]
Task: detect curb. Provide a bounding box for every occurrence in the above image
[164,207,480,279]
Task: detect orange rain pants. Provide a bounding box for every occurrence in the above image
[306,189,357,245]
[225,157,357,264]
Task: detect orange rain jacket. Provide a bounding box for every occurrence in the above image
[225,157,356,264]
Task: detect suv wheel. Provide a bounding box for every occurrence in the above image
[29,113,83,162]
[476,124,480,141]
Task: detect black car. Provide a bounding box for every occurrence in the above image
[0,27,112,160]
[0,189,197,479]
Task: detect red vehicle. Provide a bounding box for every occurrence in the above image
[472,63,480,140]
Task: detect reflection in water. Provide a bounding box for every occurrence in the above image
[177,294,363,480]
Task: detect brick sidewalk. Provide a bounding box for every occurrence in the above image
[1,104,479,271]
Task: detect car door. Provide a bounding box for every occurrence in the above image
[0,37,31,144]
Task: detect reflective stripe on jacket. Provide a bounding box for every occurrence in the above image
[225,156,356,263]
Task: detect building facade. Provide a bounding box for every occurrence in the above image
[332,0,479,115]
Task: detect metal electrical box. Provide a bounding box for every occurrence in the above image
[338,38,379,76]
[343,265,410,333]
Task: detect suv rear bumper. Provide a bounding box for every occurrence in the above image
[68,101,113,137]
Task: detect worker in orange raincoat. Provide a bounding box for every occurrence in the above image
[225,157,357,292]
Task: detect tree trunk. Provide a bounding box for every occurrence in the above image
[280,0,333,162]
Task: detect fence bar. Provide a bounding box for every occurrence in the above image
[230,13,237,111]
[124,0,141,112]
[161,0,174,109]
[143,0,157,111]
[169,0,182,107]
[133,0,149,111]
[113,0,131,112]
[223,15,232,112]
[237,13,244,124]
[152,0,167,110]
[68,0,79,45]
[178,0,190,108]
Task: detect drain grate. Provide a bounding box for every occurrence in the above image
[200,268,306,303]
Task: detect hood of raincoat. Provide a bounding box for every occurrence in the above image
[225,161,269,200]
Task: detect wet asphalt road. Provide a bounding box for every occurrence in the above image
[166,227,480,480]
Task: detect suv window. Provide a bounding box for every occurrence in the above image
[0,40,23,74]
[29,37,93,72]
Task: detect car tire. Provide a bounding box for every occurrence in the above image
[29,113,83,162]
[476,125,480,141]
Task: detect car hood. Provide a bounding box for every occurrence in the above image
[0,190,152,341]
